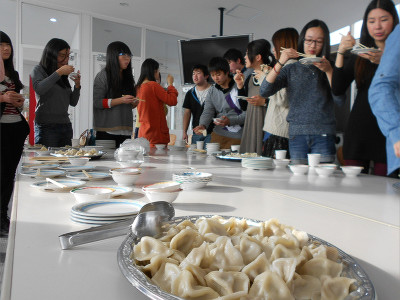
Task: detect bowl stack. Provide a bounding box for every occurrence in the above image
[241,157,273,170]
[172,172,213,190]
[95,139,116,149]
[206,143,220,155]
[110,167,141,186]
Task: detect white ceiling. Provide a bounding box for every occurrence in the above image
[26,0,400,41]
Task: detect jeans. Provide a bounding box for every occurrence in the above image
[289,134,336,164]
[191,133,211,145]
[35,122,73,147]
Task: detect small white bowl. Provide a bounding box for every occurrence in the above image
[315,166,336,177]
[155,144,166,150]
[144,188,182,203]
[341,166,363,177]
[110,167,141,174]
[273,159,291,168]
[142,181,181,192]
[117,160,144,168]
[68,157,90,166]
[70,187,115,203]
[289,164,309,175]
[110,172,140,186]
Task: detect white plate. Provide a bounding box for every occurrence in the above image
[102,185,134,197]
[58,165,96,171]
[299,57,323,64]
[51,150,107,160]
[20,169,66,178]
[71,199,145,218]
[66,171,111,180]
[30,179,85,191]
[351,48,381,55]
[22,163,60,169]
[70,215,118,225]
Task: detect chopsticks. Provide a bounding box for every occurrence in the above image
[46,178,67,189]
[82,170,93,179]
[280,47,312,58]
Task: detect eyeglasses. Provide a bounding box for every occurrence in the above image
[119,53,132,58]
[57,52,71,61]
[304,39,324,46]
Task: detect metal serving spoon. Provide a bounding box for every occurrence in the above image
[59,201,175,250]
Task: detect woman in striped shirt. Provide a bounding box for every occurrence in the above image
[0,31,30,236]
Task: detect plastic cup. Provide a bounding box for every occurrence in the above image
[196,141,204,150]
[308,153,321,167]
[275,150,287,160]
[71,139,80,147]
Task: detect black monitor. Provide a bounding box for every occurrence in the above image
[178,34,253,85]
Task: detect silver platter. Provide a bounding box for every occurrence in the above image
[118,215,375,300]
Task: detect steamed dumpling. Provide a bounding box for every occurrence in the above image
[320,276,356,300]
[299,258,343,279]
[152,262,181,293]
[133,236,174,261]
[248,271,294,300]
[292,274,321,299]
[204,271,250,296]
[171,269,220,300]
[242,252,271,282]
[208,236,244,272]
[170,227,204,255]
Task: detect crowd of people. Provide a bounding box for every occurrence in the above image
[1,0,399,236]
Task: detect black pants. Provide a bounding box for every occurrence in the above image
[0,120,30,222]
[96,131,131,149]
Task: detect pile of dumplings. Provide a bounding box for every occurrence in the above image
[54,148,98,156]
[227,152,259,158]
[132,216,357,300]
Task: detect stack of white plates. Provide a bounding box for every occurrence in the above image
[70,199,146,225]
[172,172,213,190]
[95,139,116,149]
[241,157,274,170]
[206,143,220,155]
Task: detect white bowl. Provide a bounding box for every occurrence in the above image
[110,167,141,175]
[117,160,144,168]
[68,157,90,166]
[289,164,309,175]
[155,144,166,150]
[115,148,140,161]
[341,166,363,177]
[273,159,291,168]
[314,166,336,177]
[111,172,140,186]
[70,187,115,203]
[144,188,182,203]
[142,181,181,192]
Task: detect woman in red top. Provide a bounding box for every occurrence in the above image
[136,58,178,147]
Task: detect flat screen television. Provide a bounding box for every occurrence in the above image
[178,34,253,85]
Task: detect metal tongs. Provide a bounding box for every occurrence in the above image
[59,201,175,250]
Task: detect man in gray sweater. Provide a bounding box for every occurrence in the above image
[194,57,245,149]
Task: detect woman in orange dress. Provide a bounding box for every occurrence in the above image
[136,58,178,147]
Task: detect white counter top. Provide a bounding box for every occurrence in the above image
[2,151,399,299]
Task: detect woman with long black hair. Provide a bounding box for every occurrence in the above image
[332,0,399,176]
[31,38,81,147]
[260,20,346,164]
[235,39,275,155]
[93,41,137,148]
[136,58,178,147]
[0,31,30,236]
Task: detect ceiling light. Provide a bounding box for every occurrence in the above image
[49,18,57,22]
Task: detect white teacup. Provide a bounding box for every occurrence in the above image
[308,153,321,167]
[231,145,240,152]
[196,141,204,150]
[275,150,287,160]
[71,138,80,147]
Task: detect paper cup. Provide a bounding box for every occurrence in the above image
[71,138,80,147]
[308,153,321,167]
[196,141,204,150]
[275,150,287,160]
[231,145,240,152]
